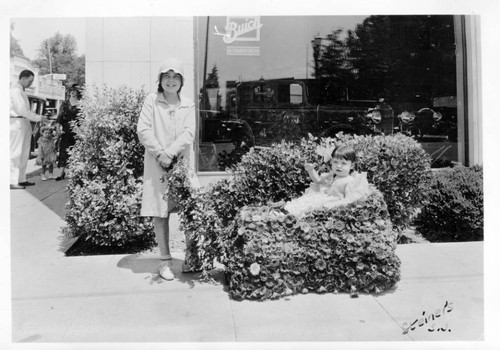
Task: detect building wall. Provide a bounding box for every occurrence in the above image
[85,17,195,102]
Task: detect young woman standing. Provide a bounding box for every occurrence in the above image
[137,58,196,280]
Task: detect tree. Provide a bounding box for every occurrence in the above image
[345,15,456,106]
[345,16,394,100]
[33,31,85,89]
[10,23,24,57]
[313,29,355,102]
[206,64,220,88]
[201,64,222,111]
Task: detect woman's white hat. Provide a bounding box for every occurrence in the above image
[157,58,184,83]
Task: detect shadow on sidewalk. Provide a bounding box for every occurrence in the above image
[116,254,227,289]
[22,176,68,220]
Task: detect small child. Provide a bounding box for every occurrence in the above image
[36,125,58,181]
[284,145,371,217]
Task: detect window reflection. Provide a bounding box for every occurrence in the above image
[196,15,459,171]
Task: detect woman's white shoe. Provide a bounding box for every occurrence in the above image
[158,260,174,280]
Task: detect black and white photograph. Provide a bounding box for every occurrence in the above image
[2,0,499,349]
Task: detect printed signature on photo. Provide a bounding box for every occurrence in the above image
[402,301,454,334]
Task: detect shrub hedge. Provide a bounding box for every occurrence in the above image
[416,165,483,242]
[64,85,155,252]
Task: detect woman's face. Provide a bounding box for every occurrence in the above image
[160,70,182,94]
[69,90,78,98]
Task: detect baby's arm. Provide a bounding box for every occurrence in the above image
[304,163,321,183]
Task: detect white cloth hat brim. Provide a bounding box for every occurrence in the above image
[156,58,184,83]
[157,68,183,83]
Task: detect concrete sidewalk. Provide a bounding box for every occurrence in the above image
[8,159,484,343]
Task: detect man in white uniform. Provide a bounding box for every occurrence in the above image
[10,70,48,189]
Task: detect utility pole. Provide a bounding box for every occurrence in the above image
[306,43,309,79]
[202,17,210,111]
[47,41,53,74]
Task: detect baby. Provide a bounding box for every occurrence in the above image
[284,145,370,217]
[36,125,58,180]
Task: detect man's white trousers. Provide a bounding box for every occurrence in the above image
[10,118,32,185]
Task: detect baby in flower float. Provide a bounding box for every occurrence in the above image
[284,143,371,218]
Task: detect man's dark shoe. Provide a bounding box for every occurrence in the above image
[10,184,25,190]
[18,181,35,186]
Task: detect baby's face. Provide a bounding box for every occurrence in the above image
[43,130,52,138]
[331,157,353,178]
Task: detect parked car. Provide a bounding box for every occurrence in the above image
[198,79,394,170]
[398,107,457,142]
[202,79,393,146]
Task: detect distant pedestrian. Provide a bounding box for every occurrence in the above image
[137,58,197,281]
[10,69,48,190]
[36,125,58,181]
[55,84,81,180]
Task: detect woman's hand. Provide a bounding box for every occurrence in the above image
[157,152,173,168]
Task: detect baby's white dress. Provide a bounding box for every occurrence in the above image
[284,171,370,217]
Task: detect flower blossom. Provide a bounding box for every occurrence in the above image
[250,262,261,275]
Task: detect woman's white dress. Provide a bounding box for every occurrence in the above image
[137,92,196,218]
[285,171,371,217]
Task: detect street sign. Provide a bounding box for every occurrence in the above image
[49,73,67,80]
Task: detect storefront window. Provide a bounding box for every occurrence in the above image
[195,15,461,171]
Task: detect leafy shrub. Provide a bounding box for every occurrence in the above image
[229,142,315,204]
[162,157,221,271]
[416,165,483,242]
[63,85,155,251]
[222,190,400,301]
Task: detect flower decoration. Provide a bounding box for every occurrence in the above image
[299,221,311,233]
[250,262,261,276]
[158,135,411,301]
[252,214,262,222]
[314,258,327,271]
[223,190,400,301]
[315,137,336,162]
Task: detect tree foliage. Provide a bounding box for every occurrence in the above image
[313,15,457,109]
[33,31,85,89]
[10,23,24,57]
[201,64,222,111]
[206,64,220,88]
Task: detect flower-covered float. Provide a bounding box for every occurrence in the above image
[223,188,400,300]
[163,134,430,301]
